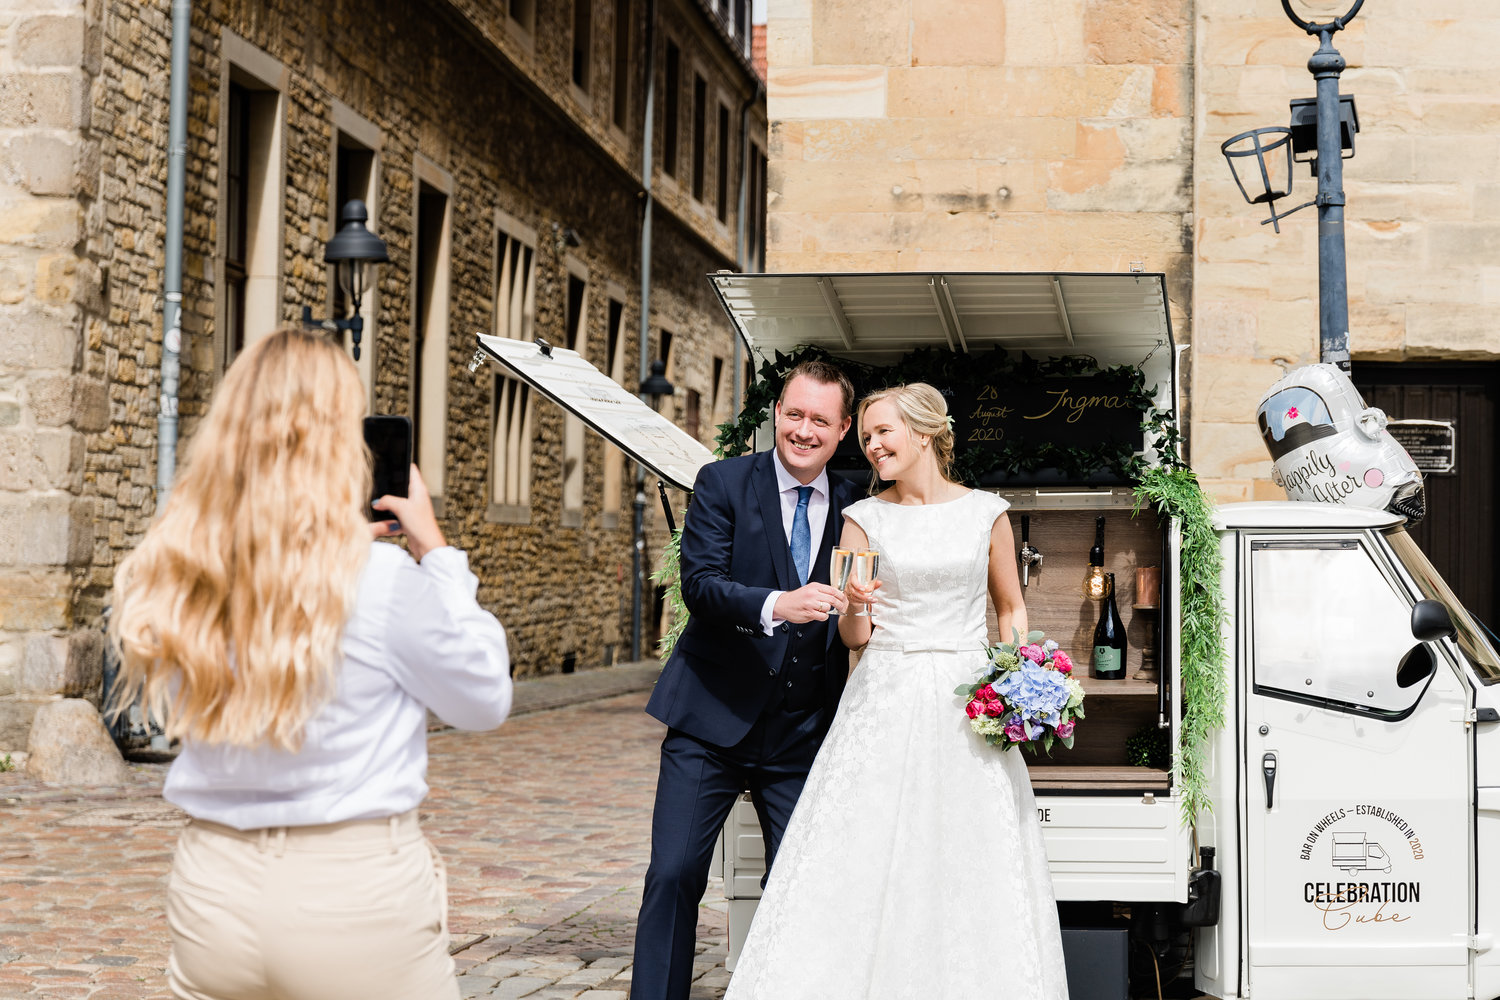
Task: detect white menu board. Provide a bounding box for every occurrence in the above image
[475,334,716,493]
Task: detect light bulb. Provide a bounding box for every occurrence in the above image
[1084,565,1109,601]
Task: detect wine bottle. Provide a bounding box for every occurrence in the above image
[1092,572,1127,680]
[1084,515,1108,600]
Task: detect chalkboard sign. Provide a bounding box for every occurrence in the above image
[822,367,1152,487]
[952,373,1145,455]
[1387,418,1456,475]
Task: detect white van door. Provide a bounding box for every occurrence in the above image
[1242,535,1470,1000]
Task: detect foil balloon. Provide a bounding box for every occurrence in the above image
[1256,364,1425,523]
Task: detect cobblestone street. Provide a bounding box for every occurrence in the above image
[0,665,731,999]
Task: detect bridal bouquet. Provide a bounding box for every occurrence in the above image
[955,630,1085,755]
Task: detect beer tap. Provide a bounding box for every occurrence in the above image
[1018,514,1043,588]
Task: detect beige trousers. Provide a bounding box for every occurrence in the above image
[166,810,459,1000]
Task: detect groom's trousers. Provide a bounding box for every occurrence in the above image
[630,696,825,1000]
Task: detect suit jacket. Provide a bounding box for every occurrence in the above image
[645,450,859,747]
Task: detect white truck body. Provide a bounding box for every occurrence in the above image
[719,498,1500,1000]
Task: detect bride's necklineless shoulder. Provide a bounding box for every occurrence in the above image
[871,487,975,507]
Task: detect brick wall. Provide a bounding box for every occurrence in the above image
[0,0,764,751]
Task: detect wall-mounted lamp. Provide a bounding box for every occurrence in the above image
[303,199,389,360]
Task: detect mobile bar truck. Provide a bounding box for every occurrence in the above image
[471,270,1500,1000]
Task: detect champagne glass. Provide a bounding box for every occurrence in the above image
[852,549,880,617]
[829,548,855,615]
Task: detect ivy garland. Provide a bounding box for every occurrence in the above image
[716,344,1182,484]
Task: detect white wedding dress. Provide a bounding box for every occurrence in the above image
[724,490,1069,1000]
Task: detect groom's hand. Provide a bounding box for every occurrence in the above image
[774,584,848,623]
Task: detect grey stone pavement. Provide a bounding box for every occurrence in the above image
[0,661,734,1000]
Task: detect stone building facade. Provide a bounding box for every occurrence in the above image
[0,0,767,753]
[763,0,1500,499]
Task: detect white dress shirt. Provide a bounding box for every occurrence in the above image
[164,541,512,830]
[758,450,832,634]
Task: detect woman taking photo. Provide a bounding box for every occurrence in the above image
[110,328,511,1000]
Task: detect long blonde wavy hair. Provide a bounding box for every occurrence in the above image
[110,328,372,751]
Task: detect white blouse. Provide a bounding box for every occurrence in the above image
[164,541,512,830]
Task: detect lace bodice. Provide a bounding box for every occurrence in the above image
[844,489,1009,650]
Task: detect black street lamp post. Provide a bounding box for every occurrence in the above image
[303,199,390,360]
[1221,0,1364,371]
[631,359,675,662]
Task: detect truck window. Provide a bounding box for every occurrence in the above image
[1250,539,1429,717]
[1383,526,1500,685]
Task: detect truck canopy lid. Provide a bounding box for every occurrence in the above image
[1213,500,1404,531]
[475,334,715,492]
[710,271,1176,421]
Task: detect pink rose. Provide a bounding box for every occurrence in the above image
[1051,650,1073,674]
[977,684,997,701]
[1020,644,1045,664]
[1005,722,1028,742]
[983,700,1004,718]
[965,700,983,719]
[1055,720,1076,738]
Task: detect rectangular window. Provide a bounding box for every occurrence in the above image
[602,296,628,518]
[735,0,749,46]
[495,228,536,342]
[691,73,707,202]
[221,76,281,366]
[572,0,592,90]
[716,102,731,222]
[412,183,451,499]
[509,0,535,32]
[491,375,535,514]
[1251,540,1425,716]
[612,0,631,129]
[224,81,249,361]
[685,389,701,440]
[747,142,767,270]
[663,42,680,178]
[562,269,590,516]
[711,355,729,429]
[332,137,377,396]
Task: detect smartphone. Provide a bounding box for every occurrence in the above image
[363,415,412,517]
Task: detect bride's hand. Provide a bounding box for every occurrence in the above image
[845,576,881,610]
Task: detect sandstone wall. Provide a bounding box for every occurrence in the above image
[0,0,108,748]
[764,0,1195,333]
[1193,0,1500,501]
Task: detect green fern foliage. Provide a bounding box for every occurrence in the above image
[652,525,688,660]
[1134,465,1228,827]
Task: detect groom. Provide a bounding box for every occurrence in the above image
[631,359,858,1000]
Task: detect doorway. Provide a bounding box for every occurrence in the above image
[1353,363,1499,631]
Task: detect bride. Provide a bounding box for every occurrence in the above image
[723,383,1069,1000]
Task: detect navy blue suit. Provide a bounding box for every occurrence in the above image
[632,450,857,1000]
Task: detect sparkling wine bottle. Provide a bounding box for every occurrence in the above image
[1092,572,1127,680]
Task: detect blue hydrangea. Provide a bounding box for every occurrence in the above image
[994,661,1071,727]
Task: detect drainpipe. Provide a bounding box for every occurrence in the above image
[631,0,658,662]
[733,79,762,408]
[158,0,191,510]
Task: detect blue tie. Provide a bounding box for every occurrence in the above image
[791,486,813,586]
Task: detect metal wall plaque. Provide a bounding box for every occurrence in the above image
[1386,418,1456,475]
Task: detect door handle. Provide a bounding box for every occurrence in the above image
[1262,752,1278,809]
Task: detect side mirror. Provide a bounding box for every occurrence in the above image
[1411,599,1457,642]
